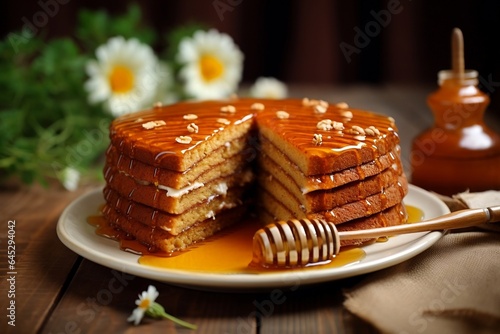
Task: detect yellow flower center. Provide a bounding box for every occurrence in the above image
[109,65,134,93]
[199,54,224,82]
[139,299,151,309]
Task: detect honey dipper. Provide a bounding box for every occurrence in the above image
[252,206,500,268]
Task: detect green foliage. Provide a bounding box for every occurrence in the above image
[76,4,157,52]
[0,6,156,186]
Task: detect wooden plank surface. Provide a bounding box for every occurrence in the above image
[1,85,498,334]
[0,184,88,333]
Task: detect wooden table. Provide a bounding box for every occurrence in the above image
[1,85,499,333]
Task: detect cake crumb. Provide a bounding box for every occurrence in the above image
[251,102,265,111]
[183,114,198,120]
[175,136,193,144]
[220,105,236,113]
[276,110,290,119]
[142,120,166,129]
[187,123,199,133]
[312,133,323,145]
[153,101,163,108]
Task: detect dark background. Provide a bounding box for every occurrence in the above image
[2,0,500,109]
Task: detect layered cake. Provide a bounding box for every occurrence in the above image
[256,99,408,247]
[102,98,408,252]
[102,100,255,253]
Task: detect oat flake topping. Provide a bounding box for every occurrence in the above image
[276,111,290,119]
[183,114,198,120]
[251,102,265,111]
[312,133,323,145]
[187,123,199,133]
[175,136,193,144]
[220,105,236,113]
[142,120,166,129]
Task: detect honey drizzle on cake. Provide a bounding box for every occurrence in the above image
[110,99,398,173]
[103,98,407,254]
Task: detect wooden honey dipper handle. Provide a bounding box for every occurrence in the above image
[252,206,500,268]
[339,206,500,241]
[452,27,465,80]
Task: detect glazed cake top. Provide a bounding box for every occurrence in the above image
[109,99,255,171]
[255,98,400,175]
[109,98,400,174]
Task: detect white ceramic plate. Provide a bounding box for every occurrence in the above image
[57,185,450,290]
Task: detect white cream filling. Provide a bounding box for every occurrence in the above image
[206,210,216,219]
[126,170,204,198]
[214,182,228,195]
[158,182,204,198]
[121,169,251,199]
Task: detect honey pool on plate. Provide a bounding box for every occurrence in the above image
[88,205,423,274]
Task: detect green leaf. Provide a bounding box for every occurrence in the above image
[76,4,157,52]
[0,110,24,143]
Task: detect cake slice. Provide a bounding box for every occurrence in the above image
[103,99,256,253]
[256,99,400,175]
[254,98,408,236]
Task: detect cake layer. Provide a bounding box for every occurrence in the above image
[103,204,248,253]
[103,186,247,235]
[258,177,408,225]
[106,136,250,189]
[260,203,407,248]
[336,203,407,247]
[110,99,400,174]
[104,165,253,214]
[255,100,400,175]
[259,137,402,193]
[110,100,255,172]
[258,166,402,212]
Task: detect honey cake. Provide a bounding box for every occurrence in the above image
[256,99,401,175]
[254,98,408,233]
[103,99,256,252]
[102,98,409,253]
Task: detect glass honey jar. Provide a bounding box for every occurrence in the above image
[410,68,500,195]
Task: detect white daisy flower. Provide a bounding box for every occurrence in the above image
[249,77,288,99]
[127,285,197,329]
[127,285,159,325]
[177,29,244,100]
[85,37,163,117]
[61,167,80,191]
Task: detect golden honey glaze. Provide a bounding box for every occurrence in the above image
[110,98,400,174]
[87,205,424,273]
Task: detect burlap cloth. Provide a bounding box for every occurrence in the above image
[344,191,500,334]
